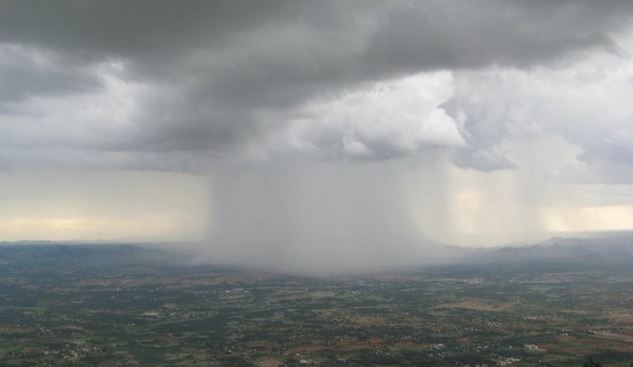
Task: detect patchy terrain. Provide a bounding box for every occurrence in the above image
[1,245,633,366]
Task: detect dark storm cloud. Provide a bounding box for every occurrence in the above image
[0,0,632,168]
[0,44,100,106]
[0,1,293,58]
[363,2,630,71]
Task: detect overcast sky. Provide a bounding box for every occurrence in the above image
[2,1,633,271]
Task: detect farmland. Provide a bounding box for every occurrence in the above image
[1,245,633,366]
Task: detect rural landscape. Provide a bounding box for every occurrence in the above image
[1,241,633,366]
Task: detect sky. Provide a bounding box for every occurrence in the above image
[2,1,633,271]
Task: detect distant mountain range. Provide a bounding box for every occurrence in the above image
[2,234,633,272]
[447,235,633,265]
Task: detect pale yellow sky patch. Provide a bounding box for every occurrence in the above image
[0,170,208,241]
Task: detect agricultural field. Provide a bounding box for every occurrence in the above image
[1,245,633,366]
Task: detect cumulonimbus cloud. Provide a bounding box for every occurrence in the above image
[0,0,632,173]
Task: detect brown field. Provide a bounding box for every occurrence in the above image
[591,331,633,344]
[609,312,633,324]
[256,356,283,367]
[336,336,384,352]
[436,298,514,312]
[286,336,385,355]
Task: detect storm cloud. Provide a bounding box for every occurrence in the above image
[2,1,633,271]
[1,0,632,168]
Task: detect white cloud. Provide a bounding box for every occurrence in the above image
[268,72,464,160]
[451,29,633,181]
